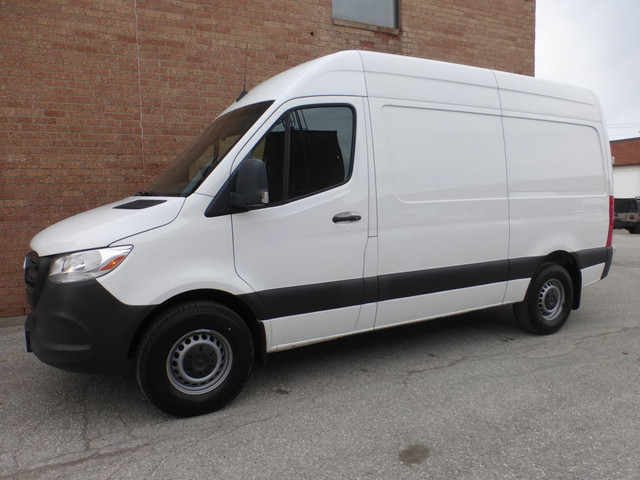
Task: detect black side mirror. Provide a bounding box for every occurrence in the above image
[231,158,269,210]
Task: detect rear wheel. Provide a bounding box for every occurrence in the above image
[514,263,574,335]
[136,301,253,417]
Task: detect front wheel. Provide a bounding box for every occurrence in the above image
[514,263,574,335]
[136,301,253,417]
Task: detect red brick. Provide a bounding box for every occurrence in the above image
[611,138,640,166]
[0,0,534,317]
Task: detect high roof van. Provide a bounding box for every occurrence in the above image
[24,51,614,416]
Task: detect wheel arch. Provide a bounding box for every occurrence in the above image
[128,289,266,364]
[541,250,582,309]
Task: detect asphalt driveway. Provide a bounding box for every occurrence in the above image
[1,231,639,479]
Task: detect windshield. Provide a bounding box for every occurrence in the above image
[144,101,273,196]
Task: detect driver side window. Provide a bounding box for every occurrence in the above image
[246,105,355,204]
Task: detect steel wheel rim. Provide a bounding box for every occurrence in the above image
[537,279,565,321]
[166,329,233,395]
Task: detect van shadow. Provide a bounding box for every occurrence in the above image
[240,305,521,399]
[268,305,517,362]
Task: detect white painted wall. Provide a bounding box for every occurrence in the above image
[613,165,640,197]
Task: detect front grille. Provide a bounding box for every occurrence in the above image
[24,251,50,308]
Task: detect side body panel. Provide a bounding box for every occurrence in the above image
[495,71,612,298]
[363,58,511,329]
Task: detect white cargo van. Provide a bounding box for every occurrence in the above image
[24,51,614,416]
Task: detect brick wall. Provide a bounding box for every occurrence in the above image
[0,0,535,317]
[611,137,640,166]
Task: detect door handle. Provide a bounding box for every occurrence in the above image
[332,212,362,223]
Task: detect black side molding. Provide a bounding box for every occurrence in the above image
[238,247,612,322]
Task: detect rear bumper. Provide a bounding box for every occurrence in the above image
[614,221,639,229]
[25,278,155,374]
[600,246,614,280]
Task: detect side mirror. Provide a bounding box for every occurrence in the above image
[231,158,269,210]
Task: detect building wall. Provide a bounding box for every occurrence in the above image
[0,0,535,317]
[611,138,640,198]
[613,165,640,198]
[611,137,640,167]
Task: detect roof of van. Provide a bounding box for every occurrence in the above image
[225,50,367,113]
[226,50,602,123]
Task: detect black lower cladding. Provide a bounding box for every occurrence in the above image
[25,246,613,373]
[242,246,613,320]
[25,278,154,374]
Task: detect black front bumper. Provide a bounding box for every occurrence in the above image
[25,269,155,374]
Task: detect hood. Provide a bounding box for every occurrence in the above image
[31,197,185,257]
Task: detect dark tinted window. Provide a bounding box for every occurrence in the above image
[245,105,355,204]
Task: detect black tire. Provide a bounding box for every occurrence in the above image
[514,263,574,335]
[136,301,253,417]
[632,224,640,234]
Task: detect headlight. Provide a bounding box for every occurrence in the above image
[49,246,133,283]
